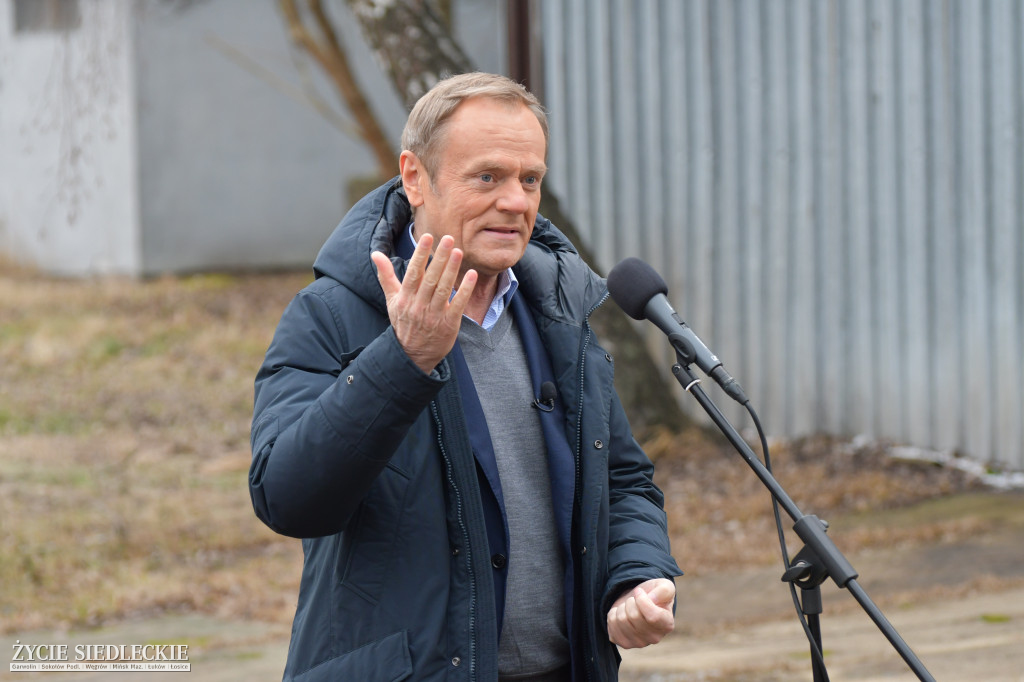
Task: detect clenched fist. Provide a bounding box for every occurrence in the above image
[607,578,676,649]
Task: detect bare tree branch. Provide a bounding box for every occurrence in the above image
[345,0,474,109]
[205,32,363,138]
[279,0,397,179]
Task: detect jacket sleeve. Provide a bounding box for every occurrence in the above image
[601,390,683,613]
[248,285,446,538]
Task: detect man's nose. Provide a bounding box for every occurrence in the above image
[496,180,530,213]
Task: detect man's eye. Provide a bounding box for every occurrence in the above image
[524,175,539,186]
[480,174,494,183]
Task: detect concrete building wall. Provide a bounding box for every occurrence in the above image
[133,0,507,275]
[131,1,403,274]
[0,0,140,275]
[1,0,507,276]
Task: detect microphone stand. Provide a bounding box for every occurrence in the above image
[667,335,935,682]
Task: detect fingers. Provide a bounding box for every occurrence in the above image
[607,580,676,649]
[400,232,434,292]
[447,267,477,317]
[370,233,474,374]
[633,585,673,625]
[646,578,677,608]
[397,234,462,302]
[608,590,671,648]
[373,233,464,302]
[421,236,462,309]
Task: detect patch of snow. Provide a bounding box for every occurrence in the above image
[885,443,1024,491]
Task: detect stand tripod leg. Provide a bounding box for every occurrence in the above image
[802,587,828,682]
[782,548,830,681]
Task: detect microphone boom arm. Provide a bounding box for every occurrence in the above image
[669,357,936,682]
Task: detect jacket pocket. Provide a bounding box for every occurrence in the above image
[291,630,411,682]
[338,463,413,604]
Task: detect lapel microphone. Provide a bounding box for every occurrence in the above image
[533,381,557,412]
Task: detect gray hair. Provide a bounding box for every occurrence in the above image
[401,72,549,181]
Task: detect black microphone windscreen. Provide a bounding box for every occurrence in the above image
[607,257,669,320]
[540,381,557,403]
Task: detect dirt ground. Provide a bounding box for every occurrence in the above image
[5,490,1022,681]
[2,265,1022,681]
[620,492,1024,681]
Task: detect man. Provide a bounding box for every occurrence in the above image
[250,72,682,681]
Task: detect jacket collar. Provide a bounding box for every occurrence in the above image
[311,178,608,323]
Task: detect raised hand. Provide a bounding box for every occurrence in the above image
[370,234,478,374]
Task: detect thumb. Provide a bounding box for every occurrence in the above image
[645,579,676,608]
[370,251,400,298]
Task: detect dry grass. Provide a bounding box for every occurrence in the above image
[0,261,991,634]
[649,430,987,575]
[0,264,311,633]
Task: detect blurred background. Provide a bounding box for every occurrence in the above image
[1,1,1023,680]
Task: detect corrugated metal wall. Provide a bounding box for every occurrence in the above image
[540,0,1024,470]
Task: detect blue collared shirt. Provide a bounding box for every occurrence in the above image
[407,224,518,332]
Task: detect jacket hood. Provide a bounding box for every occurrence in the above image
[312,178,608,324]
[312,177,409,314]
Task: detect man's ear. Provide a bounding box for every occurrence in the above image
[399,151,426,208]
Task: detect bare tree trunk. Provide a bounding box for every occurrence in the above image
[345,0,474,109]
[340,0,689,434]
[535,193,688,434]
[279,0,397,179]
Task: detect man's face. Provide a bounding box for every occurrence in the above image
[401,98,547,281]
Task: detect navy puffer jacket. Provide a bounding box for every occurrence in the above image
[249,179,682,681]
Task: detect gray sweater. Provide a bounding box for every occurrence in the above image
[459,310,570,679]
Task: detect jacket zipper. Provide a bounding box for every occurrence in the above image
[430,399,476,679]
[575,292,609,682]
[575,292,610,471]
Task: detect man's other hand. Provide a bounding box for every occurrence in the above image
[606,578,676,649]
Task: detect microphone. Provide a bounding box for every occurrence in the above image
[533,381,557,412]
[607,257,748,404]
